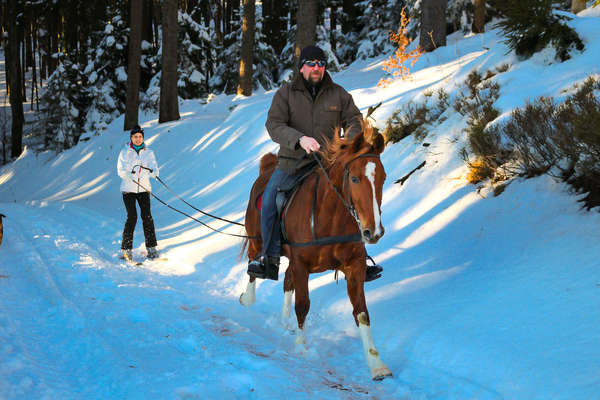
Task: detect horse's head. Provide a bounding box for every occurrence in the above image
[325,121,387,244]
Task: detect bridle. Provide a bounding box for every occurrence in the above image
[311,152,381,228]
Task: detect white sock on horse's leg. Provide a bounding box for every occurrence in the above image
[281,290,293,325]
[357,312,392,381]
[295,326,307,346]
[239,279,256,306]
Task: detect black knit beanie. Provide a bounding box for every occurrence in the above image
[298,45,327,70]
[130,125,144,137]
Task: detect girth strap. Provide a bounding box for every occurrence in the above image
[286,233,363,247]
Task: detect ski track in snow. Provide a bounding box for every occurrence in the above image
[0,202,506,399]
[0,204,379,398]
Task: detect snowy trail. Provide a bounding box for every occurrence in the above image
[0,202,506,399]
[0,202,413,399]
[0,204,135,398]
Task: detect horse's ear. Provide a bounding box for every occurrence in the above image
[372,133,385,154]
[351,133,364,153]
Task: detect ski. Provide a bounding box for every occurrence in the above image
[119,254,168,266]
[127,257,168,266]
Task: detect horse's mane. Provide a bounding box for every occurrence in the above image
[321,119,379,169]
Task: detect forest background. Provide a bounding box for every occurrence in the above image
[0,0,530,160]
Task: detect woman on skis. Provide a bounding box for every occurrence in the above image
[117,125,160,261]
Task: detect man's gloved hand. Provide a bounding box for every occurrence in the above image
[299,136,320,154]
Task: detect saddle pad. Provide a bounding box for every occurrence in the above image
[256,193,263,211]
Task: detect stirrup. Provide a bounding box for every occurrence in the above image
[247,257,267,279]
[365,255,383,282]
[247,256,279,281]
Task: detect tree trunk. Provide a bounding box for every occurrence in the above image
[571,0,586,13]
[295,0,317,72]
[262,0,287,55]
[7,0,24,158]
[159,0,180,123]
[237,0,255,96]
[342,0,357,35]
[472,0,485,33]
[125,0,143,131]
[329,5,336,51]
[214,0,223,44]
[47,5,59,74]
[420,0,447,52]
[142,0,154,46]
[20,24,27,102]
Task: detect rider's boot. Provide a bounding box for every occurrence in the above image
[247,255,280,280]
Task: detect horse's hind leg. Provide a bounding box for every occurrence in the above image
[345,261,392,381]
[240,239,261,306]
[281,267,294,328]
[239,276,256,306]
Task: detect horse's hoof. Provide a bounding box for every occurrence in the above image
[372,367,392,381]
[239,292,255,306]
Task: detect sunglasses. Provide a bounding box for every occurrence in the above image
[304,60,326,68]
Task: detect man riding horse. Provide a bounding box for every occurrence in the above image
[247,45,383,281]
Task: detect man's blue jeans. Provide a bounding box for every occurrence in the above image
[261,168,297,257]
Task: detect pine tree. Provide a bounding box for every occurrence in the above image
[177,11,215,99]
[495,0,584,61]
[211,6,277,94]
[262,0,288,57]
[83,14,129,134]
[39,58,90,149]
[354,0,406,60]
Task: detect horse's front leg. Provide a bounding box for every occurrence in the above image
[291,261,310,347]
[281,267,294,328]
[346,261,392,381]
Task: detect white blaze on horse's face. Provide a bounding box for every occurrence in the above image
[350,158,385,244]
[365,162,384,241]
[365,162,382,236]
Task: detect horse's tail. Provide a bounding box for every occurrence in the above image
[239,235,249,260]
[259,153,277,175]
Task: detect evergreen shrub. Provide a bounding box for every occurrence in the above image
[494,0,584,61]
[383,88,450,143]
[501,77,600,209]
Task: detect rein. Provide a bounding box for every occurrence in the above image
[131,164,245,228]
[128,167,257,239]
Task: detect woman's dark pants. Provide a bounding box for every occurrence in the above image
[121,192,157,250]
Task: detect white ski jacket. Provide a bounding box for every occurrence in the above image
[117,143,159,193]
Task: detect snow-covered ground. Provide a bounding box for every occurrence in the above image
[1,11,600,400]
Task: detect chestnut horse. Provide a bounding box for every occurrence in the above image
[239,121,392,381]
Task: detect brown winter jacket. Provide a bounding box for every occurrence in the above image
[265,72,363,175]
